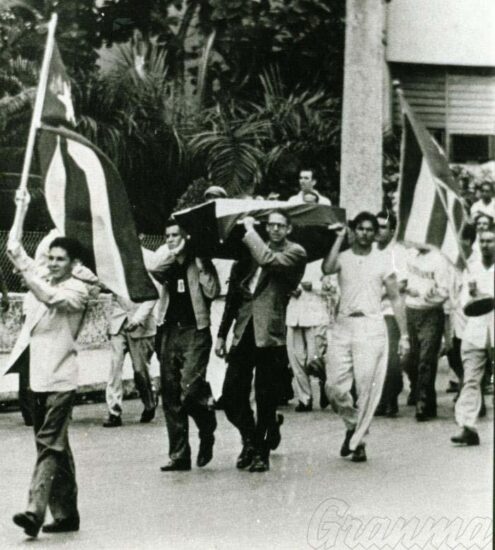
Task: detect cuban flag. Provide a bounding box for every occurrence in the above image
[36,42,157,302]
[396,91,467,266]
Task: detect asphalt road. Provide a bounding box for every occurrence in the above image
[0,364,492,550]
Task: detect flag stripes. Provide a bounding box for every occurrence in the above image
[38,125,157,301]
[396,93,466,265]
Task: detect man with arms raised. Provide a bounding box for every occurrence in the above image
[322,212,409,462]
[219,210,307,472]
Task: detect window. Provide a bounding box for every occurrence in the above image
[450,135,495,163]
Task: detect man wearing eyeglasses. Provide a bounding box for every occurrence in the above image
[219,210,307,473]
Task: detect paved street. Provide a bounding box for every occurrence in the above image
[0,361,492,550]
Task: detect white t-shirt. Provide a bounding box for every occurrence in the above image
[336,248,395,319]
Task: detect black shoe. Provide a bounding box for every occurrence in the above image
[407,392,416,406]
[213,395,225,410]
[22,416,34,427]
[386,404,399,418]
[451,427,480,446]
[340,429,355,457]
[160,459,191,472]
[236,443,255,469]
[13,512,41,538]
[351,444,367,463]
[295,401,312,412]
[374,404,387,417]
[267,413,284,451]
[197,436,214,468]
[249,454,269,473]
[479,399,486,418]
[42,515,80,533]
[103,414,122,428]
[319,381,330,409]
[140,407,156,423]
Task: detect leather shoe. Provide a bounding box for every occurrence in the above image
[451,427,480,446]
[249,454,269,473]
[340,429,355,457]
[103,414,122,428]
[13,512,41,538]
[295,401,312,412]
[140,407,156,424]
[160,460,191,472]
[236,443,255,469]
[267,413,284,451]
[406,392,416,406]
[386,402,399,418]
[197,436,214,468]
[351,444,367,463]
[42,515,80,533]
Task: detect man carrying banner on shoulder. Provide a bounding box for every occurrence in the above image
[145,219,220,472]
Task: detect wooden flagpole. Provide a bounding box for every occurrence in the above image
[9,13,58,244]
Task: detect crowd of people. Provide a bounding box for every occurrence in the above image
[2,171,494,539]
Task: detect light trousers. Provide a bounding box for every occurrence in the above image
[287,325,327,405]
[106,332,155,416]
[455,342,493,431]
[325,316,388,450]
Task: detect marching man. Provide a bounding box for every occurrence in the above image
[322,212,409,462]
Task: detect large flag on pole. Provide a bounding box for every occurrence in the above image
[396,88,466,265]
[35,38,157,302]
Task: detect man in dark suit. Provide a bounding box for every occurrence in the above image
[217,210,307,472]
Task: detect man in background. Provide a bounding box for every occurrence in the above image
[288,168,331,205]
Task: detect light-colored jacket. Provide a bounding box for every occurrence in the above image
[108,294,157,338]
[286,260,332,327]
[143,244,220,329]
[5,276,89,392]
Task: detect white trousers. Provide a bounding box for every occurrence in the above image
[325,316,388,450]
[106,332,155,416]
[287,325,327,405]
[455,341,491,431]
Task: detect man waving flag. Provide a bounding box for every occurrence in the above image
[395,85,467,266]
[24,16,157,302]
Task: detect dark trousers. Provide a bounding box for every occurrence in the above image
[27,391,78,523]
[222,321,287,456]
[405,307,444,414]
[378,315,403,409]
[159,324,216,462]
[447,336,463,384]
[18,349,34,425]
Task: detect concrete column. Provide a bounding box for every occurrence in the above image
[340,0,384,219]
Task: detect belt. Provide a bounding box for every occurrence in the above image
[164,320,196,329]
[348,312,365,318]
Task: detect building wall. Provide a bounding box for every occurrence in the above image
[386,0,495,67]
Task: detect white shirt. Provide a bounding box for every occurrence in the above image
[286,261,333,327]
[470,198,495,222]
[376,242,407,316]
[461,260,494,349]
[405,249,450,309]
[336,248,395,319]
[287,191,331,205]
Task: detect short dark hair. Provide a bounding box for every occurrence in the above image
[268,209,292,226]
[353,211,378,233]
[49,237,83,261]
[300,167,317,181]
[376,210,397,232]
[461,224,477,244]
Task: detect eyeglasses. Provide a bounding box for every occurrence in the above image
[267,222,288,229]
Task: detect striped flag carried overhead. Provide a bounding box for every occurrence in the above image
[34,39,157,302]
[37,125,158,302]
[396,91,467,265]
